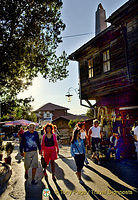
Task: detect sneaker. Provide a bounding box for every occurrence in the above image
[31,179,38,185]
[25,173,28,180]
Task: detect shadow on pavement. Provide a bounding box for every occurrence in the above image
[53,179,68,200]
[47,161,75,190]
[101,159,138,188]
[58,154,76,171]
[85,165,138,200]
[45,177,60,200]
[25,180,45,200]
[80,181,106,200]
[24,162,46,200]
[59,154,93,183]
[82,172,94,182]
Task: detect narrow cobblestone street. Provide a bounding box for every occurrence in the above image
[0,140,138,200]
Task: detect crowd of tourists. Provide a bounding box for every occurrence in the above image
[18,119,138,185]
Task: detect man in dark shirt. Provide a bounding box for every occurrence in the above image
[20,123,41,185]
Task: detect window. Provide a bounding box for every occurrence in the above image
[88,58,94,78]
[47,112,50,117]
[103,50,110,72]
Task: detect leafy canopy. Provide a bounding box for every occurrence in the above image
[0,0,69,100]
[86,108,95,119]
[68,118,84,129]
[1,96,37,122]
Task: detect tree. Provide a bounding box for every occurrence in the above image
[0,0,69,100]
[68,118,84,129]
[1,96,37,121]
[27,112,37,122]
[86,108,95,119]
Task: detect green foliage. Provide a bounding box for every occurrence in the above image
[68,118,84,129]
[27,112,37,122]
[1,96,37,121]
[86,109,95,119]
[0,0,69,100]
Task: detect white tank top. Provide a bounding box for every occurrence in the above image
[90,126,101,138]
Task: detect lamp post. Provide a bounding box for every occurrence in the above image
[65,87,97,118]
[65,87,79,102]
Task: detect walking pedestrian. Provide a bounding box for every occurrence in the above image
[53,125,60,142]
[17,126,24,163]
[71,128,85,184]
[133,121,138,160]
[77,122,89,165]
[88,119,101,164]
[20,123,41,185]
[17,126,24,142]
[41,123,59,180]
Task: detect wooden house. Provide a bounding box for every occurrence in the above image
[35,103,90,144]
[53,114,89,145]
[69,0,138,143]
[35,103,69,125]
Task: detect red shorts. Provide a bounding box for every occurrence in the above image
[44,146,57,165]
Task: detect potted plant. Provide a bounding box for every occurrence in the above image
[4,142,14,165]
[0,138,4,161]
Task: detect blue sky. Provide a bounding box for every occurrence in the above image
[18,0,128,114]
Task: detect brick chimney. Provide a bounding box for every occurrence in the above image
[95,3,107,35]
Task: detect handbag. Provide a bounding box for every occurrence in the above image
[41,156,47,168]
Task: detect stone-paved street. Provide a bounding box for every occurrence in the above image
[0,140,138,200]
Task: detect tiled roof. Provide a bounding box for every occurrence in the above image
[35,103,69,112]
[53,113,89,122]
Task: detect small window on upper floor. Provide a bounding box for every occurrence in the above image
[103,49,110,72]
[88,58,94,78]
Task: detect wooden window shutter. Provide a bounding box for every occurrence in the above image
[79,61,88,82]
[93,53,102,76]
[84,60,88,79]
